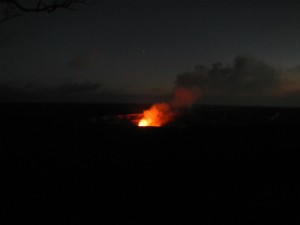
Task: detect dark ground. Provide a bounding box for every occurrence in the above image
[1,103,300,224]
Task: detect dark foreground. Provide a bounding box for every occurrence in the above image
[1,103,300,224]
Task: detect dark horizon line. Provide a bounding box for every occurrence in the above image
[1,101,299,109]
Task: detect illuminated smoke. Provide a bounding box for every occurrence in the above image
[136,55,300,126]
[138,86,201,127]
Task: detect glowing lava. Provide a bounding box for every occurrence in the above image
[138,118,150,127]
[137,103,174,127]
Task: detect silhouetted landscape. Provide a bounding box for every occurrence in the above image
[2,0,300,224]
[2,103,300,224]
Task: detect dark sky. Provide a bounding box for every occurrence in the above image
[1,0,300,106]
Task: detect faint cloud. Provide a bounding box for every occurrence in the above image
[67,49,105,68]
[175,55,281,96]
[55,82,101,94]
[152,87,163,93]
[173,55,300,106]
[0,81,102,102]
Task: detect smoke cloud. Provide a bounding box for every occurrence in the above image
[138,55,298,126]
[175,55,280,97]
[170,87,201,109]
[170,55,300,107]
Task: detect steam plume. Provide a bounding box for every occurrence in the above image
[138,84,201,126]
[138,55,300,126]
[175,55,280,96]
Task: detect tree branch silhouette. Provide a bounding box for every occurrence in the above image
[0,0,85,22]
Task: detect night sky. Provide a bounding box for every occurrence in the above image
[1,0,300,106]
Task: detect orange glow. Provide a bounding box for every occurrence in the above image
[135,87,201,127]
[138,118,150,127]
[137,103,174,127]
